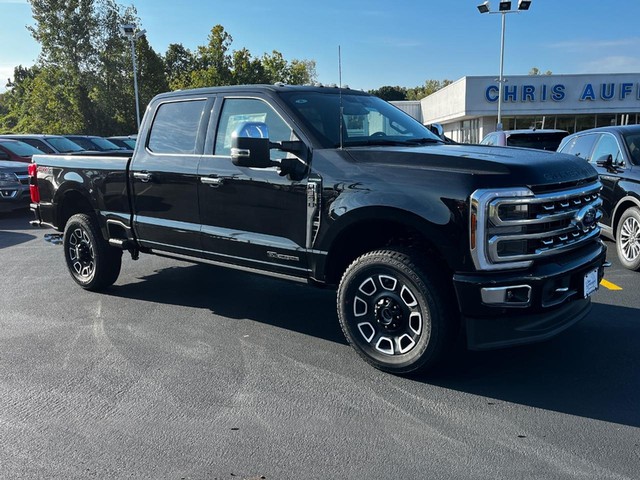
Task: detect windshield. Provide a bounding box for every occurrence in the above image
[279,91,441,148]
[506,132,568,151]
[90,137,122,151]
[0,139,43,157]
[47,137,85,153]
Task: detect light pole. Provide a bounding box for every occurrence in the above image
[477,0,531,131]
[120,24,146,131]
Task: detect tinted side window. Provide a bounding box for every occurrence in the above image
[23,139,55,154]
[214,98,295,160]
[591,134,623,165]
[559,134,598,160]
[148,100,207,154]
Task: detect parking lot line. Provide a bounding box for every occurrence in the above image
[600,279,623,291]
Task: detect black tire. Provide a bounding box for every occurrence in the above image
[337,249,457,374]
[616,207,640,271]
[63,213,122,290]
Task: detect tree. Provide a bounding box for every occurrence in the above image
[164,43,196,91]
[406,79,452,100]
[529,67,552,75]
[368,86,407,101]
[189,25,234,87]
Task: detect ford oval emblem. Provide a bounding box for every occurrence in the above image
[572,206,597,232]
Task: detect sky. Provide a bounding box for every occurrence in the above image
[1,0,640,93]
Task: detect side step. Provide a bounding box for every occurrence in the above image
[108,238,134,249]
[109,238,139,260]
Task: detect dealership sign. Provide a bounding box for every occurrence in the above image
[485,82,640,103]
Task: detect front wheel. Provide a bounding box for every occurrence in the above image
[337,249,456,374]
[63,213,122,290]
[616,207,640,271]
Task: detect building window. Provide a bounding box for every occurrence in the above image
[596,114,616,127]
[460,118,480,143]
[576,115,596,132]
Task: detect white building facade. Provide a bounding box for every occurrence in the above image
[411,74,640,143]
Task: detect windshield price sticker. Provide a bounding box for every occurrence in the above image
[584,268,599,298]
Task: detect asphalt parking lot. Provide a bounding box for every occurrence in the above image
[1,208,639,479]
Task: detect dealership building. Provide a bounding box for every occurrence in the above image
[395,73,640,143]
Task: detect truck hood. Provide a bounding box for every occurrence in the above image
[345,143,598,187]
[0,160,29,174]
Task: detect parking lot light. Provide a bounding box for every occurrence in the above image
[477,1,490,13]
[477,0,532,131]
[120,24,146,131]
[518,0,531,10]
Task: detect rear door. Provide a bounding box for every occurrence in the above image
[131,96,213,255]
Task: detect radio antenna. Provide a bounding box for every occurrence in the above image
[338,45,344,150]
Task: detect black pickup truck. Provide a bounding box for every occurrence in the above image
[29,85,606,374]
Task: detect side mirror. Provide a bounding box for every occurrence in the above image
[596,154,613,168]
[231,122,275,168]
[426,123,445,139]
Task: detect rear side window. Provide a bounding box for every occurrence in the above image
[148,100,207,154]
[558,134,598,160]
[22,138,55,154]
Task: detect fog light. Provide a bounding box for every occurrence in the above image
[481,285,531,306]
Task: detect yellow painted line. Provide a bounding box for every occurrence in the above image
[600,279,623,291]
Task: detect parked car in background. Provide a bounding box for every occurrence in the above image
[480,129,569,151]
[0,138,44,163]
[64,135,126,152]
[0,160,29,212]
[107,135,137,149]
[0,134,86,154]
[558,125,640,270]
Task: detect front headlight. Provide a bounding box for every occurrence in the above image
[0,171,20,187]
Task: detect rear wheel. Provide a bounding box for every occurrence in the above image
[337,249,456,374]
[616,207,640,271]
[63,213,122,290]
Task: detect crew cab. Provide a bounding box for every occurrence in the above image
[29,85,607,374]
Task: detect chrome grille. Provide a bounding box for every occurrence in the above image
[471,181,602,271]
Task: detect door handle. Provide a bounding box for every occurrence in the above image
[200,176,224,186]
[133,171,152,183]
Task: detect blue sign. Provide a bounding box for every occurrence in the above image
[485,82,640,103]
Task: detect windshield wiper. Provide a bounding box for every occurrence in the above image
[402,137,444,145]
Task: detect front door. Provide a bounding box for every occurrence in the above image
[590,132,625,228]
[197,96,310,277]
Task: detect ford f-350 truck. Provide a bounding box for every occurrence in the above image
[29,85,606,374]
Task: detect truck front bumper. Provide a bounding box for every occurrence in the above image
[453,241,607,351]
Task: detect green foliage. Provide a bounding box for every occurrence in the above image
[368,86,408,101]
[369,80,453,102]
[529,67,553,75]
[405,79,453,100]
[186,27,317,89]
[0,6,317,135]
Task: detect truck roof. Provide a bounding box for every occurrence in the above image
[154,84,369,101]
